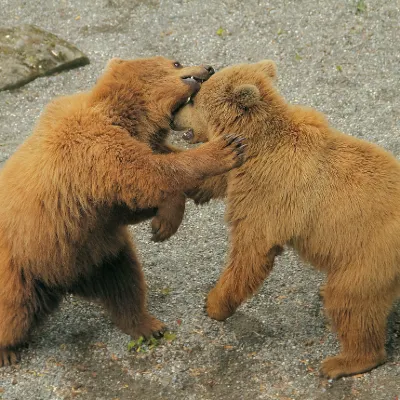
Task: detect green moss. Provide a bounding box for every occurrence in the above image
[356,0,367,14]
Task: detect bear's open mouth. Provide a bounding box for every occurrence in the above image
[170,74,205,119]
[171,80,201,117]
[180,75,206,94]
[181,76,206,84]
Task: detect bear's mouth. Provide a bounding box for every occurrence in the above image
[170,74,207,119]
[181,75,207,94]
[171,79,202,117]
[181,75,206,85]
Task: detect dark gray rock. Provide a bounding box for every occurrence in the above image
[0,24,89,91]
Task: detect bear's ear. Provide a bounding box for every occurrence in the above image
[232,84,261,109]
[106,58,124,69]
[254,60,277,80]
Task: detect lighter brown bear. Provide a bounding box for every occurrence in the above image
[0,56,246,366]
[172,60,400,379]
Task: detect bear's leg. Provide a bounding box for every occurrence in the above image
[0,281,29,367]
[206,225,283,320]
[71,242,165,339]
[185,174,228,205]
[151,194,186,242]
[99,133,245,210]
[153,141,229,205]
[0,267,62,367]
[320,279,393,379]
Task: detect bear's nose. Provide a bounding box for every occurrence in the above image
[203,65,215,75]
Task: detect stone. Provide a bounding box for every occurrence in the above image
[0,24,89,91]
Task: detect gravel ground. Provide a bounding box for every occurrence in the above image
[0,0,399,399]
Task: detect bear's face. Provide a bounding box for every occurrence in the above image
[172,60,277,143]
[93,56,214,141]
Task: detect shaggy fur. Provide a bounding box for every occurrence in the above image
[0,56,245,366]
[172,60,400,379]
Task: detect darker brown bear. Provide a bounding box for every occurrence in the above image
[0,56,245,366]
[172,60,400,379]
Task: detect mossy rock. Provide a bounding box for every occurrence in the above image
[0,24,89,91]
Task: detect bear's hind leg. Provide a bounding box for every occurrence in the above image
[0,267,33,366]
[71,241,165,339]
[320,275,395,379]
[0,266,62,367]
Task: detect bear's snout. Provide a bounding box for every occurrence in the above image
[203,65,215,75]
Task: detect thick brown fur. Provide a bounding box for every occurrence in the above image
[0,56,246,366]
[172,60,400,379]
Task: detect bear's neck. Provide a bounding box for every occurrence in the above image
[90,84,159,142]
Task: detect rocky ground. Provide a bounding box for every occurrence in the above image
[0,0,399,399]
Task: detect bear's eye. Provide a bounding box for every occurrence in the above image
[173,61,182,68]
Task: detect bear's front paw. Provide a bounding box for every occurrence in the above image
[151,195,185,242]
[151,214,178,242]
[205,133,246,174]
[219,133,247,169]
[206,288,235,321]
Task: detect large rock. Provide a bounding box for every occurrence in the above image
[0,24,89,91]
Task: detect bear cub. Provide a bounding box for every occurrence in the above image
[0,56,245,366]
[173,60,400,379]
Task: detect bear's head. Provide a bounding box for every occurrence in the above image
[172,60,278,144]
[91,56,214,143]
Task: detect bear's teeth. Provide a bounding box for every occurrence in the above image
[186,96,191,104]
[190,76,194,79]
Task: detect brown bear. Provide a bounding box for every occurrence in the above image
[0,56,246,367]
[172,60,400,379]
